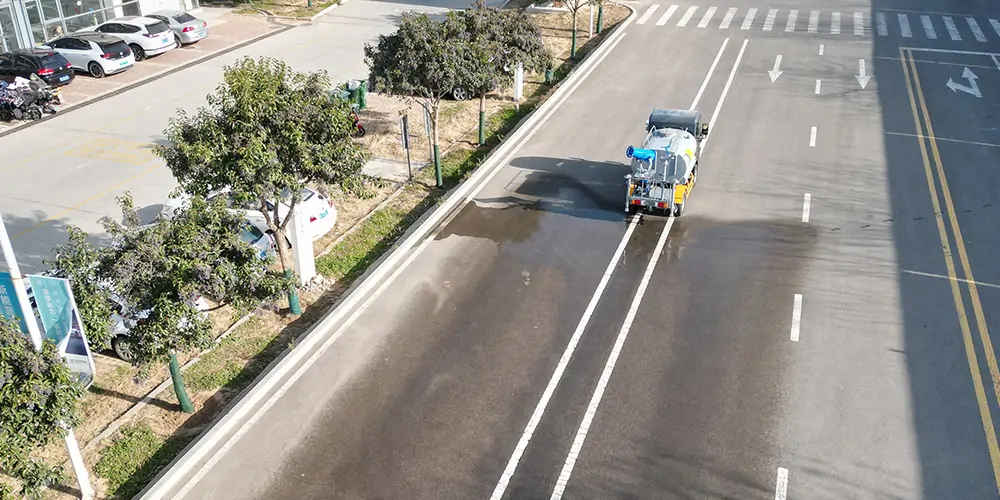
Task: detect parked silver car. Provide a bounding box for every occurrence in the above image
[42,32,134,78]
[147,10,208,45]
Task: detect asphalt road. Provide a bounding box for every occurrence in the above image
[0,0,479,274]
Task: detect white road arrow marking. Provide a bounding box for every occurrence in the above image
[947,67,982,98]
[856,58,871,89]
[769,54,783,82]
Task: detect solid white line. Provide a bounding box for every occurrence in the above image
[831,11,841,34]
[742,8,757,30]
[854,11,864,35]
[944,16,961,40]
[775,467,790,499]
[968,17,987,42]
[698,6,717,28]
[819,43,824,55]
[876,12,888,36]
[801,193,811,222]
[701,38,748,153]
[165,25,639,500]
[549,217,675,500]
[921,15,937,39]
[689,38,730,111]
[720,7,737,29]
[635,4,659,24]
[489,36,730,500]
[763,8,777,31]
[808,10,819,33]
[790,295,803,342]
[655,4,678,26]
[903,269,1000,290]
[898,13,912,38]
[991,19,1000,39]
[809,126,817,147]
[814,79,821,94]
[785,9,798,32]
[677,5,698,27]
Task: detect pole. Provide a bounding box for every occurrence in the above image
[0,211,95,500]
[401,115,413,181]
[589,3,594,38]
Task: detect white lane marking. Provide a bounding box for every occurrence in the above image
[809,126,817,147]
[831,11,841,34]
[655,4,678,26]
[698,6,717,28]
[991,19,1000,39]
[700,38,748,153]
[814,79,821,94]
[742,8,757,30]
[854,12,864,35]
[802,193,812,222]
[876,12,888,36]
[689,38,730,111]
[171,28,637,500]
[785,9,798,32]
[808,10,819,33]
[921,15,937,39]
[968,17,987,42]
[819,43,824,55]
[550,217,675,500]
[636,4,659,24]
[677,5,698,27]
[720,7,736,29]
[898,13,912,38]
[790,295,803,342]
[775,467,790,499]
[944,16,962,40]
[489,37,731,500]
[763,8,777,31]
[490,214,641,500]
[904,269,1000,290]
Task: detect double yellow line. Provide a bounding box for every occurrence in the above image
[900,47,1000,495]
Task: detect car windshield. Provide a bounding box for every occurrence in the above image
[277,187,315,204]
[240,225,265,245]
[172,12,196,23]
[40,54,65,68]
[100,40,129,54]
[145,20,170,34]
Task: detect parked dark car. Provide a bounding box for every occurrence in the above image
[0,48,75,87]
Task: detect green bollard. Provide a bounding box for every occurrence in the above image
[285,268,302,315]
[358,81,368,110]
[545,67,554,84]
[169,352,194,414]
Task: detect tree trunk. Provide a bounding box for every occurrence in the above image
[597,2,604,33]
[478,95,486,146]
[274,227,302,315]
[169,351,194,413]
[432,103,442,188]
[571,11,579,59]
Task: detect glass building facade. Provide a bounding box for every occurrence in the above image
[0,0,199,52]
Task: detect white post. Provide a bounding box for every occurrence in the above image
[286,204,316,287]
[514,62,524,102]
[0,211,94,500]
[589,3,594,38]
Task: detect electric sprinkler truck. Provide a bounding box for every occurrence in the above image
[624,108,709,217]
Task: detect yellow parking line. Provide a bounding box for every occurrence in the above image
[902,47,1000,495]
[12,163,160,239]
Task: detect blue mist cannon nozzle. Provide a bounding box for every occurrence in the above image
[626,145,656,162]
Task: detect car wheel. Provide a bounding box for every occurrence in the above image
[130,44,146,61]
[451,87,469,101]
[88,61,105,78]
[28,107,42,121]
[111,335,137,362]
[0,109,11,121]
[173,39,181,49]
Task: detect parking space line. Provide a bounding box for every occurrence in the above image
[790,295,802,342]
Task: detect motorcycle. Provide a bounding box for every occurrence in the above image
[0,76,59,121]
[350,105,365,137]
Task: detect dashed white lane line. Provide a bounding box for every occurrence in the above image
[810,126,817,147]
[819,43,824,55]
[549,217,675,500]
[991,19,1000,39]
[968,17,987,42]
[763,8,777,31]
[719,7,736,29]
[785,9,797,32]
[655,4,678,26]
[944,16,962,40]
[698,6,717,28]
[775,467,790,499]
[921,15,937,39]
[790,295,803,342]
[831,11,841,34]
[742,8,757,30]
[802,193,812,222]
[814,79,821,94]
[677,5,698,27]
[808,10,819,33]
[876,12,888,36]
[635,4,659,24]
[854,11,864,35]
[898,13,912,38]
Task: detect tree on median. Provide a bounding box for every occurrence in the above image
[154,56,371,314]
[44,226,116,352]
[364,11,473,187]
[456,0,550,145]
[0,316,83,500]
[562,0,591,59]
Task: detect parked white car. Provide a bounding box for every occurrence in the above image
[87,16,176,61]
[42,32,134,78]
[160,186,338,243]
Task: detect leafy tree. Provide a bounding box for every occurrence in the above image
[562,0,591,59]
[0,317,83,500]
[456,0,550,145]
[45,227,115,351]
[96,192,287,412]
[364,12,473,187]
[155,56,370,314]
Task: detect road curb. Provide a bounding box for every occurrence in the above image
[0,20,296,140]
[136,5,636,498]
